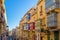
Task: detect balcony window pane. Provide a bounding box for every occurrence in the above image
[0,7,1,12]
[47,12,57,27]
[45,0,54,8]
[45,0,60,12]
[45,0,50,4]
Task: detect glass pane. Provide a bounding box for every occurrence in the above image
[45,0,54,8]
[0,7,1,12]
[47,12,57,27]
[28,13,31,20]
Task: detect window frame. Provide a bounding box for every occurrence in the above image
[40,6,43,16]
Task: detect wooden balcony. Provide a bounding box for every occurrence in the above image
[45,0,60,13]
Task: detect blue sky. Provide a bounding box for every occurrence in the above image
[5,0,38,30]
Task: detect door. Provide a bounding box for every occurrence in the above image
[54,31,59,40]
[47,34,50,40]
[41,37,43,40]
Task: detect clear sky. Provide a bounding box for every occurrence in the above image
[5,0,38,31]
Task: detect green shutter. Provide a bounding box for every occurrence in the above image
[47,34,50,40]
[54,31,59,40]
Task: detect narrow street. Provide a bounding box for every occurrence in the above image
[0,0,60,40]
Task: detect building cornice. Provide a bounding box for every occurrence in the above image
[20,7,35,23]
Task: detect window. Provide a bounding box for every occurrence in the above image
[45,0,60,12]
[45,0,54,8]
[6,32,8,36]
[35,21,40,30]
[0,13,4,22]
[40,6,42,16]
[42,18,45,26]
[30,22,35,30]
[26,24,30,30]
[0,7,1,12]
[22,26,24,30]
[1,14,3,18]
[41,28,44,32]
[40,19,42,26]
[47,12,57,27]
[35,21,40,27]
[27,13,31,20]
